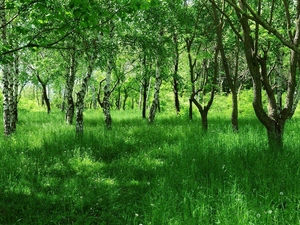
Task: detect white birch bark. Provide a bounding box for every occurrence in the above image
[103,57,112,128]
[75,58,94,134]
[1,0,12,135]
[11,52,20,132]
[148,56,162,123]
[65,48,76,124]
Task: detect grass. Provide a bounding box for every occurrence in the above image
[0,95,300,224]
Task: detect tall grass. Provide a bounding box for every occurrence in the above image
[0,95,300,224]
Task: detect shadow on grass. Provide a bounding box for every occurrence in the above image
[1,111,299,224]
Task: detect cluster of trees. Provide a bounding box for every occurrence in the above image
[1,0,300,151]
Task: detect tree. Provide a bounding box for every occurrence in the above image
[0,0,82,135]
[211,2,242,132]
[64,44,77,124]
[75,48,96,134]
[214,0,300,150]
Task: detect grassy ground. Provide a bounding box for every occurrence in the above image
[1,94,300,224]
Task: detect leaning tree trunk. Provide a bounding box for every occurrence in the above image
[42,85,51,114]
[75,58,94,134]
[65,48,76,124]
[36,74,51,114]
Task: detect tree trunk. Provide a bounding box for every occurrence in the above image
[231,90,238,132]
[65,48,76,124]
[43,85,51,114]
[267,121,284,151]
[36,74,51,113]
[212,5,239,132]
[10,52,20,132]
[191,47,219,131]
[122,89,128,110]
[234,1,300,151]
[76,58,94,134]
[142,77,148,119]
[103,58,113,129]
[61,89,66,111]
[1,0,13,136]
[148,55,162,123]
[116,87,121,110]
[200,108,208,131]
[186,38,197,121]
[189,98,193,120]
[173,33,180,115]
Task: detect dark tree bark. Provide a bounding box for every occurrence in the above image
[116,87,121,110]
[230,0,300,150]
[122,89,129,110]
[172,33,181,115]
[212,5,240,132]
[185,35,200,121]
[191,47,219,131]
[36,73,51,114]
[142,77,149,119]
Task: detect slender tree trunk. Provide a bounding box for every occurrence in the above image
[142,77,148,119]
[116,87,121,110]
[186,39,196,121]
[36,74,51,113]
[42,85,51,113]
[65,48,76,124]
[122,89,128,110]
[191,47,219,131]
[148,55,162,123]
[212,5,239,132]
[173,33,180,115]
[103,58,113,129]
[231,90,238,131]
[10,52,20,132]
[189,99,193,120]
[1,0,12,135]
[76,58,94,134]
[138,83,142,110]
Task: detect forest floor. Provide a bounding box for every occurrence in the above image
[1,96,300,224]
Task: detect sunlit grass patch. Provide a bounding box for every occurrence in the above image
[0,101,300,224]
